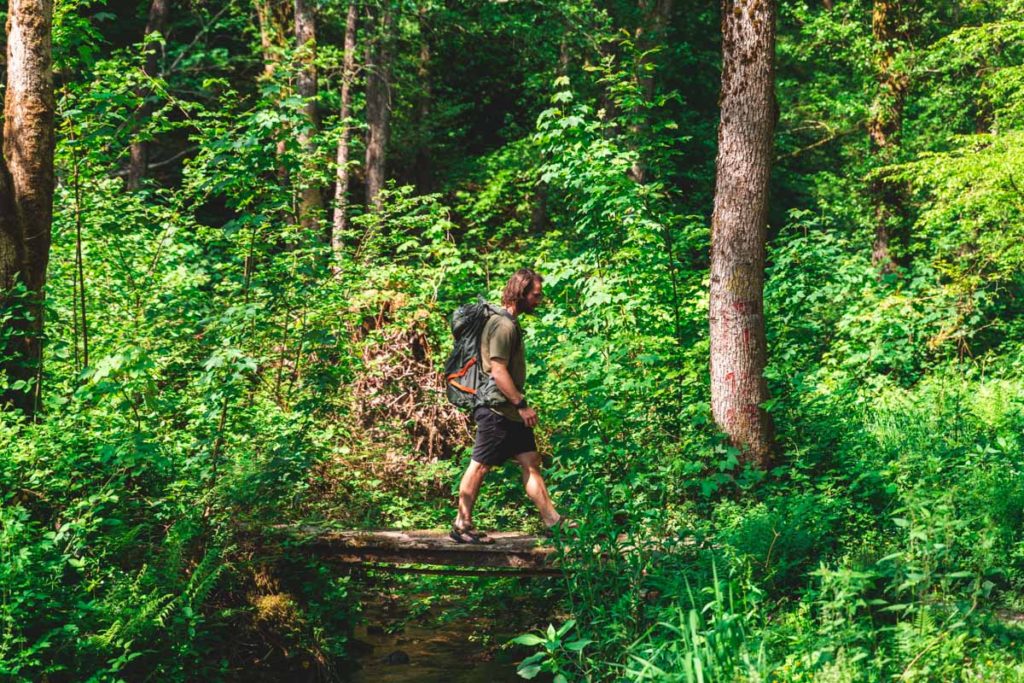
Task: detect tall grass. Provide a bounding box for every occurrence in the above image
[624,561,768,682]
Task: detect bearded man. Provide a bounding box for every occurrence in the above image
[450,268,574,544]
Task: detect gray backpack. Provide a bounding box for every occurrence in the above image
[443,297,517,410]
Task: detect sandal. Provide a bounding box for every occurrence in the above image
[450,523,495,545]
[543,517,579,537]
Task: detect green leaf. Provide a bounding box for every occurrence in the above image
[517,663,543,680]
[563,638,592,652]
[555,619,576,638]
[511,634,545,647]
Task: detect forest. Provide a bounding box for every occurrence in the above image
[2,0,1024,680]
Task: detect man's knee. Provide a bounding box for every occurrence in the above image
[515,450,542,471]
[461,461,490,489]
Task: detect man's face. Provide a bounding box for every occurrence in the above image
[521,280,543,314]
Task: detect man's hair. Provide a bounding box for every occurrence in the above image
[502,268,542,308]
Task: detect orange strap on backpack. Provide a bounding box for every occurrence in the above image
[447,357,477,394]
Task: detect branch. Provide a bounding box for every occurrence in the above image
[777,121,864,161]
[113,146,198,177]
[166,4,233,76]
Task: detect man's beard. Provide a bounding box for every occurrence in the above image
[519,298,537,314]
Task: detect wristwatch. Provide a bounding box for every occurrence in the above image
[515,397,528,410]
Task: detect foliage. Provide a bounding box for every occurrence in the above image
[3,0,1024,680]
[511,619,592,682]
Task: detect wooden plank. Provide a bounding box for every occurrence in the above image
[347,564,562,578]
[287,527,558,571]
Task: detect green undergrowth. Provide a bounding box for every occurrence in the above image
[4,2,1024,680]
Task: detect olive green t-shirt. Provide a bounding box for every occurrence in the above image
[480,313,526,422]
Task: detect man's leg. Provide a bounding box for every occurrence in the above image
[514,451,560,527]
[455,459,491,530]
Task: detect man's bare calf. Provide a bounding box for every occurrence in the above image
[455,451,561,532]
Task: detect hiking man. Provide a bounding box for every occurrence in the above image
[450,268,572,544]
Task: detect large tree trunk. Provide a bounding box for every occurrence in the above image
[364,4,394,211]
[127,0,171,190]
[1,0,56,417]
[868,0,909,273]
[294,0,323,234]
[708,0,777,467]
[332,0,358,259]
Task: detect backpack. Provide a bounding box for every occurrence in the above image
[443,297,517,410]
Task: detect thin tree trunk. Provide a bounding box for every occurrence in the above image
[332,0,358,260]
[708,0,777,467]
[68,121,89,369]
[628,0,674,184]
[1,0,56,417]
[364,4,394,211]
[868,0,909,273]
[294,0,323,234]
[127,0,171,190]
[413,6,433,194]
[255,0,292,188]
[255,0,290,79]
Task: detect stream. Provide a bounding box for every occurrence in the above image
[345,581,557,682]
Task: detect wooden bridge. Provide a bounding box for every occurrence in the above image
[283,527,562,576]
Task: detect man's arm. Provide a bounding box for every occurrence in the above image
[490,359,538,427]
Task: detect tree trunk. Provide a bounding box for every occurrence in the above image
[413,5,433,194]
[127,0,170,190]
[868,0,909,273]
[294,0,323,234]
[1,0,56,417]
[332,0,358,259]
[628,0,674,184]
[255,0,292,189]
[364,4,394,211]
[255,0,291,80]
[708,0,777,467]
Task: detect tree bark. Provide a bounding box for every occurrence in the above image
[255,0,291,80]
[255,0,292,191]
[1,0,56,417]
[708,0,777,467]
[332,0,358,259]
[412,5,433,194]
[364,3,394,211]
[294,0,323,234]
[868,0,909,273]
[127,0,170,190]
[628,0,674,184]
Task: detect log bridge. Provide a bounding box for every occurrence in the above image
[284,527,561,577]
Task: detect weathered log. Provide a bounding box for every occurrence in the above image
[286,528,557,571]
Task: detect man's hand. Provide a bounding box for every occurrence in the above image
[518,406,538,428]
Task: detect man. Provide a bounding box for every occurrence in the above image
[450,268,573,544]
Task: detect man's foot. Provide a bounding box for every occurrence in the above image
[450,523,495,545]
[543,517,579,537]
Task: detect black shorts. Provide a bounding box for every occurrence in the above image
[471,406,537,466]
